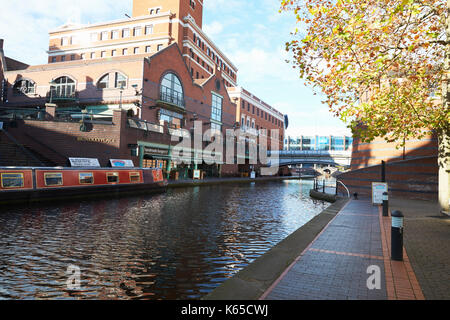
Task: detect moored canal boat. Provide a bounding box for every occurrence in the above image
[0,167,167,204]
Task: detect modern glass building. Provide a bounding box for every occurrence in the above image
[284,135,353,151]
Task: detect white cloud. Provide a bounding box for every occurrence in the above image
[0,0,131,65]
[203,21,224,38]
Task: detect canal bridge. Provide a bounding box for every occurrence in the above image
[267,150,352,169]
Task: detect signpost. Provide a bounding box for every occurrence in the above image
[110,159,134,168]
[193,170,201,180]
[69,158,101,168]
[372,182,388,205]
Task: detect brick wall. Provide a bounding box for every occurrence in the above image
[5,110,125,167]
[337,156,439,201]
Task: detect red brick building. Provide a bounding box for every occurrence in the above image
[0,0,287,178]
[47,0,237,87]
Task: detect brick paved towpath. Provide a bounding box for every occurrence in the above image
[261,198,427,300]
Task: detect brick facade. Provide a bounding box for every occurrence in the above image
[337,135,439,200]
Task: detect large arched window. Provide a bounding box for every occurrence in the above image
[160,72,184,107]
[13,79,35,95]
[96,72,127,89]
[97,74,109,89]
[51,76,76,98]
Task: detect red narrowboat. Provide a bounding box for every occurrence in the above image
[0,167,167,205]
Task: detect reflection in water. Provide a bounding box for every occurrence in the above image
[0,180,328,300]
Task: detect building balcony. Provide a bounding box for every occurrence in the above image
[156,92,186,114]
[46,90,78,103]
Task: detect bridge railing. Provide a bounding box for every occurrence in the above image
[270,150,351,157]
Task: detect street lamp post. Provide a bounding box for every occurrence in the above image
[119,84,124,110]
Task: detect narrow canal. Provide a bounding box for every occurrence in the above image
[0,179,329,300]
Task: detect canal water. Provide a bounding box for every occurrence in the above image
[0,179,329,300]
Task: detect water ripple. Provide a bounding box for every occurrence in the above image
[0,179,328,299]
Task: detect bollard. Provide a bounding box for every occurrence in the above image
[391,210,404,261]
[382,192,389,217]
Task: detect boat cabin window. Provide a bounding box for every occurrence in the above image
[44,173,63,186]
[1,173,24,188]
[79,172,94,184]
[107,172,119,183]
[129,172,141,183]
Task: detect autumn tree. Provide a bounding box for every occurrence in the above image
[281,0,450,213]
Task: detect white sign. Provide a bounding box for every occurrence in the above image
[110,159,134,168]
[250,171,256,179]
[372,182,388,205]
[69,157,101,167]
[193,170,201,179]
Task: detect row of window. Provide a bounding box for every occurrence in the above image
[51,44,165,63]
[0,172,141,189]
[12,72,128,97]
[192,33,235,80]
[60,25,154,47]
[241,100,284,128]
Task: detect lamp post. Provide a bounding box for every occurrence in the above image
[119,83,124,109]
[49,80,56,104]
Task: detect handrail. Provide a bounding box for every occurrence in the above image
[337,180,350,198]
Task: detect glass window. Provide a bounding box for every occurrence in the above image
[129,172,141,183]
[211,122,222,134]
[111,49,117,56]
[1,173,24,188]
[101,51,106,58]
[13,79,35,95]
[134,47,139,54]
[90,33,98,42]
[101,31,108,40]
[160,73,184,107]
[79,173,94,184]
[157,44,163,51]
[44,173,63,186]
[61,37,69,46]
[211,93,223,123]
[50,76,76,98]
[97,74,109,89]
[111,30,119,39]
[107,172,119,183]
[123,48,128,55]
[122,28,130,38]
[115,72,127,89]
[146,46,151,53]
[145,25,153,35]
[90,52,95,59]
[134,27,142,37]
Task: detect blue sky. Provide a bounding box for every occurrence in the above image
[0,0,351,137]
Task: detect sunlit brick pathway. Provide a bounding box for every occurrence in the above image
[261,199,424,300]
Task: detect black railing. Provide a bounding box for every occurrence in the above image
[0,107,46,121]
[313,178,338,196]
[159,91,185,108]
[46,90,78,103]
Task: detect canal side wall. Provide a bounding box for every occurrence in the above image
[167,175,303,188]
[203,197,350,300]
